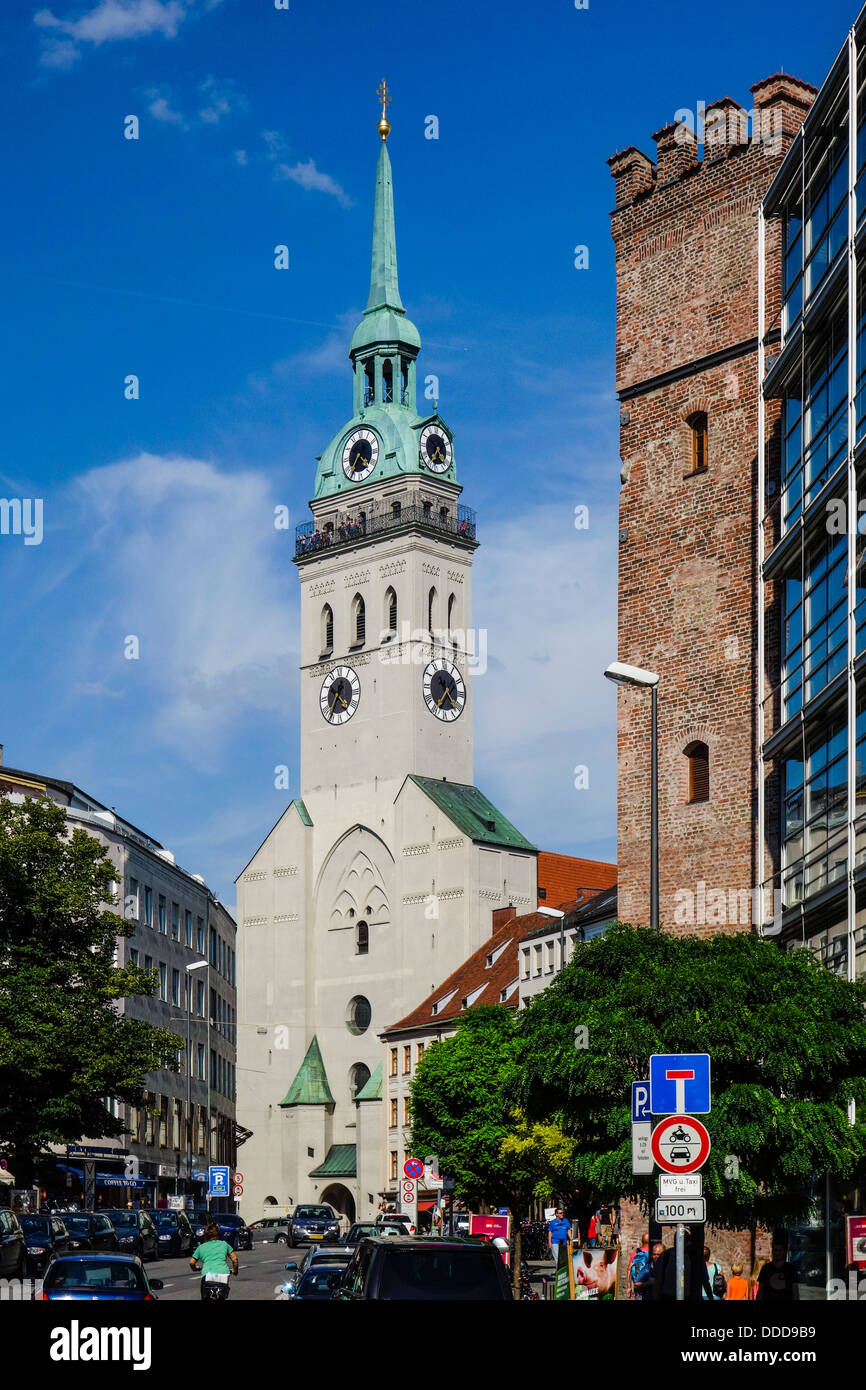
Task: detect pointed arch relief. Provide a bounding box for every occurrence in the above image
[316,826,394,934]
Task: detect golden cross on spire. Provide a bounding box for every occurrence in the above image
[377,78,391,141]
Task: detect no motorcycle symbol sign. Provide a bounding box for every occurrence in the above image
[650,1115,711,1174]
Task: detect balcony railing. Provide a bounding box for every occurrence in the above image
[295,503,477,559]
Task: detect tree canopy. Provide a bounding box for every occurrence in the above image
[0,797,182,1177]
[512,923,866,1228]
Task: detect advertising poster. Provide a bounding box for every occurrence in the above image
[572,1247,620,1300]
[846,1215,866,1268]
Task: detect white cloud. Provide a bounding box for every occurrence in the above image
[472,505,618,858]
[72,453,295,765]
[197,75,247,125]
[34,0,217,68]
[147,89,185,124]
[273,157,353,208]
[37,36,80,67]
[233,148,248,166]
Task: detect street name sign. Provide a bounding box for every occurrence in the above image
[658,1173,703,1196]
[655,1196,706,1224]
[650,1115,711,1174]
[649,1053,711,1115]
[631,1081,654,1174]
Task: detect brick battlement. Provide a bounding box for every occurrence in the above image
[608,75,815,214]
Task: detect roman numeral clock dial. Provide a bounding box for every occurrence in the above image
[419,424,452,473]
[423,658,466,721]
[320,666,361,724]
[341,428,379,482]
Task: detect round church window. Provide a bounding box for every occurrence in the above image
[346,995,372,1035]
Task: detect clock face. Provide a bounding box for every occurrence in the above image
[423,658,466,721]
[320,665,361,724]
[419,424,452,473]
[342,428,379,482]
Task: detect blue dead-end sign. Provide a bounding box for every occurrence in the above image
[649,1054,711,1115]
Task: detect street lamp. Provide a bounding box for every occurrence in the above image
[604,662,660,931]
[186,960,209,1198]
[537,905,566,970]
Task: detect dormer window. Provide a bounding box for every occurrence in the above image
[461,984,486,1010]
[431,989,457,1016]
[485,939,512,969]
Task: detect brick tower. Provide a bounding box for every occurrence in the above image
[608,78,815,934]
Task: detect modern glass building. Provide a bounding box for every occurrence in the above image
[759,9,866,989]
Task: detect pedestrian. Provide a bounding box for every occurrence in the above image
[703,1244,726,1301]
[629,1232,653,1301]
[587,1209,599,1247]
[546,1207,571,1266]
[654,1233,714,1301]
[755,1239,799,1302]
[749,1257,767,1299]
[597,1199,614,1247]
[725,1262,749,1300]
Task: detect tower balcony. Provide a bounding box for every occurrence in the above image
[294,503,477,561]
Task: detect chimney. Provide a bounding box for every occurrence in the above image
[607,146,655,206]
[704,97,749,154]
[653,121,698,184]
[751,73,817,142]
[492,904,518,934]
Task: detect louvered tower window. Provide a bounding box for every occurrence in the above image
[685,741,710,802]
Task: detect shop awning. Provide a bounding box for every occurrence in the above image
[418,1199,436,1211]
[56,1163,151,1188]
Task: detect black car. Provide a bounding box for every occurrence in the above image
[337,1236,513,1301]
[62,1212,120,1255]
[18,1214,71,1275]
[191,1212,253,1251]
[153,1210,194,1256]
[0,1209,27,1281]
[286,1204,341,1248]
[99,1209,159,1261]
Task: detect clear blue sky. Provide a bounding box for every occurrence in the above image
[0,0,855,908]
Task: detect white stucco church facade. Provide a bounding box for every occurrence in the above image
[236,98,538,1223]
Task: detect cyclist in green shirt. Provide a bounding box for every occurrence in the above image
[190,1222,238,1299]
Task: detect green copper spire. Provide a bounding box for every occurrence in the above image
[365,140,404,315]
[279,1036,335,1107]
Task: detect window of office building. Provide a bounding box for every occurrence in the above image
[185,910,192,947]
[403,1045,411,1074]
[780,309,848,531]
[390,1099,398,1128]
[171,902,179,940]
[390,1151,398,1181]
[197,917,204,952]
[390,1047,398,1077]
[126,877,139,920]
[159,963,167,1001]
[172,968,180,1005]
[144,886,152,926]
[129,947,139,967]
[782,709,859,905]
[158,895,166,934]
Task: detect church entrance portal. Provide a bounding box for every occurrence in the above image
[321,1184,355,1223]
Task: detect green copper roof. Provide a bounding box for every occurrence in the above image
[409,776,537,852]
[308,1143,357,1178]
[350,141,419,357]
[279,1037,335,1107]
[354,1062,382,1102]
[292,798,313,827]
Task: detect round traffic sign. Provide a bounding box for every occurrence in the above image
[233,1171,244,1184]
[650,1114,711,1174]
[233,1183,243,1197]
[404,1157,424,1179]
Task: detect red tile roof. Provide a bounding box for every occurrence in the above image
[384,896,592,1036]
[537,851,617,908]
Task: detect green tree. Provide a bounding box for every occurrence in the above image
[0,797,183,1181]
[409,1006,533,1211]
[499,1112,579,1207]
[511,923,866,1230]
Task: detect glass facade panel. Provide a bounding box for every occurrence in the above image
[780,312,848,533]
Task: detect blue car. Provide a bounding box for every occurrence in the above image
[191,1213,253,1251]
[40,1253,164,1301]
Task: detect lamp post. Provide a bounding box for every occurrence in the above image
[604,662,660,931]
[186,960,209,1201]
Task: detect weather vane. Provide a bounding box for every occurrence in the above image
[377,78,391,142]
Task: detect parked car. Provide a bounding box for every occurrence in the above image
[285,1264,347,1301]
[248,1215,291,1244]
[337,1236,514,1301]
[281,1249,351,1298]
[342,1222,385,1247]
[0,1209,28,1280]
[153,1210,194,1256]
[41,1254,164,1301]
[62,1213,120,1255]
[99,1209,159,1261]
[191,1212,253,1251]
[286,1204,341,1247]
[18,1214,71,1275]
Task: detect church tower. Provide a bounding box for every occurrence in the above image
[236,89,537,1224]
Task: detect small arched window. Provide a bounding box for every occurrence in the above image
[350,1062,371,1099]
[384,587,397,636]
[356,920,369,955]
[687,412,708,475]
[321,604,333,653]
[382,359,393,403]
[364,359,375,405]
[392,500,402,521]
[685,741,710,803]
[352,593,366,646]
[428,586,436,636]
[447,593,456,642]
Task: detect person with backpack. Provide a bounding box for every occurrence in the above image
[629,1232,655,1301]
[703,1244,726,1301]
